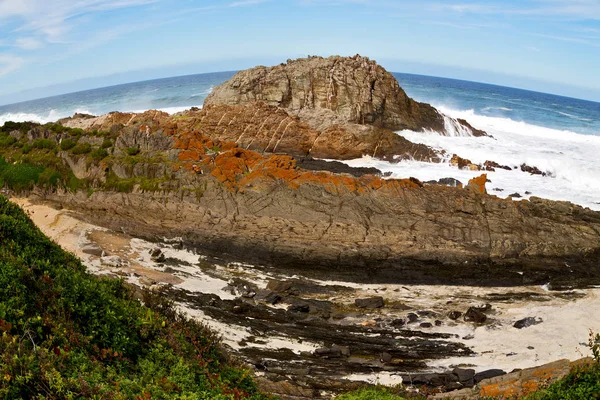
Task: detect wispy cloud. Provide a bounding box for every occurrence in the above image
[15,37,43,50]
[0,0,159,42]
[229,0,270,7]
[0,54,24,77]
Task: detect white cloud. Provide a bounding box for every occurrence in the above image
[0,0,159,41]
[15,37,43,50]
[0,54,24,77]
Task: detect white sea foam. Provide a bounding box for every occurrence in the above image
[0,105,201,125]
[342,106,600,211]
[0,108,93,125]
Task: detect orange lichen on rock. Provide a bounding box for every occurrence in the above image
[467,173,487,194]
[171,124,425,196]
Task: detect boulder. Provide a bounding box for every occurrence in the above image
[254,290,281,305]
[467,174,488,194]
[355,296,384,309]
[513,316,543,329]
[474,369,506,384]
[464,307,487,324]
[81,243,104,257]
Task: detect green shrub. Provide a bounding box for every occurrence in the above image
[126,147,140,156]
[0,195,270,399]
[0,162,45,191]
[101,139,113,148]
[21,143,32,154]
[91,148,108,161]
[60,138,77,151]
[71,142,91,155]
[336,387,407,400]
[0,135,16,147]
[32,138,55,149]
[0,121,37,133]
[37,168,61,187]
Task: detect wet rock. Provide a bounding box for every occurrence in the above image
[514,316,543,329]
[355,296,384,309]
[267,280,293,294]
[295,157,381,177]
[150,247,166,262]
[448,311,462,320]
[484,160,512,171]
[391,318,406,327]
[81,243,105,257]
[453,367,475,387]
[521,163,546,176]
[435,320,443,326]
[451,154,480,170]
[464,307,487,324]
[332,344,350,356]
[475,303,493,313]
[426,177,463,187]
[380,352,393,363]
[474,369,506,384]
[314,347,343,358]
[254,290,281,305]
[509,192,522,198]
[493,187,504,192]
[407,313,419,323]
[405,373,457,387]
[417,310,438,318]
[287,301,310,313]
[420,322,433,328]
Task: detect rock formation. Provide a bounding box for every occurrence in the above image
[204,55,486,136]
[24,110,600,288]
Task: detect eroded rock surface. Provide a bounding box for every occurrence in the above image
[204,55,484,136]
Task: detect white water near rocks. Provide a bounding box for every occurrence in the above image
[341,106,600,211]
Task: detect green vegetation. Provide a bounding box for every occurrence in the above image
[0,159,45,191]
[336,387,408,400]
[0,195,270,399]
[60,138,77,151]
[101,139,113,149]
[91,148,109,161]
[32,138,56,149]
[71,142,92,155]
[126,147,141,156]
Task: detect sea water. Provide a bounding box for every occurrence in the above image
[0,71,599,209]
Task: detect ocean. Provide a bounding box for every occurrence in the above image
[1,71,599,210]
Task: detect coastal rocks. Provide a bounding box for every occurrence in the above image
[426,178,463,188]
[204,55,486,136]
[513,316,543,329]
[466,174,487,194]
[81,242,105,257]
[464,307,488,324]
[432,358,594,399]
[450,154,480,171]
[355,296,384,309]
[521,163,546,176]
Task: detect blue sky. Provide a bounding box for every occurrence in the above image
[0,0,599,103]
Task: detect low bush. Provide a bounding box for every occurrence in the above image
[71,142,91,155]
[60,138,77,151]
[126,147,141,156]
[101,139,113,148]
[91,148,109,160]
[32,138,55,149]
[0,195,270,399]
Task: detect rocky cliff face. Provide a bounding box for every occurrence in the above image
[23,109,600,288]
[204,55,486,136]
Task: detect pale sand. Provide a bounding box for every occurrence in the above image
[9,197,600,377]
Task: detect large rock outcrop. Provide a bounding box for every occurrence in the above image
[204,55,486,136]
[21,111,600,288]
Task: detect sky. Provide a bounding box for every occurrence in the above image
[0,0,599,104]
